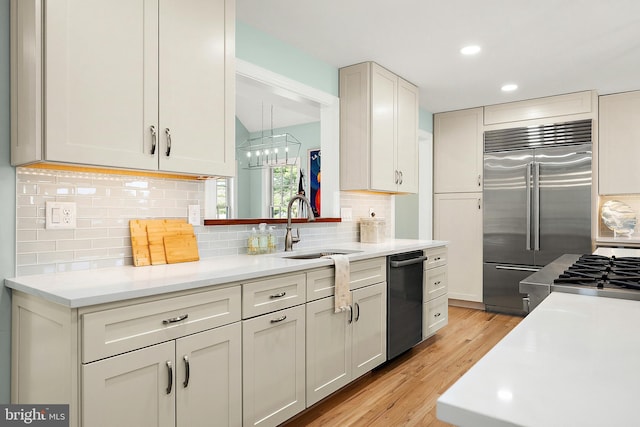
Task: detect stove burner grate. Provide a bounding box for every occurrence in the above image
[554,255,640,290]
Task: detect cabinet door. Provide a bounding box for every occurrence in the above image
[45,0,158,170]
[176,323,242,427]
[424,294,448,339]
[599,91,640,195]
[82,341,174,427]
[351,282,387,379]
[396,77,419,193]
[434,193,483,302]
[306,296,352,406]
[370,63,398,192]
[158,0,235,176]
[434,108,484,193]
[242,305,306,427]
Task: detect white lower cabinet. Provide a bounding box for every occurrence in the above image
[242,304,306,427]
[306,282,387,406]
[423,247,449,339]
[82,323,242,427]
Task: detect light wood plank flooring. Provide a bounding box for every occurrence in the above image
[282,306,522,427]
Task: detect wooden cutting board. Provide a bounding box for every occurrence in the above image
[164,234,200,263]
[129,219,199,266]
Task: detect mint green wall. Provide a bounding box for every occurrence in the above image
[237,21,338,97]
[0,0,15,404]
[419,108,433,133]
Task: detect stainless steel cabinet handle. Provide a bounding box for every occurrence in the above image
[394,170,399,184]
[183,355,190,388]
[478,198,481,210]
[434,256,441,261]
[354,303,360,322]
[162,314,188,325]
[269,291,286,299]
[270,315,287,323]
[477,174,482,187]
[434,281,441,286]
[495,265,540,272]
[399,170,403,185]
[166,361,173,394]
[434,312,441,318]
[165,128,172,157]
[348,306,353,324]
[150,125,157,155]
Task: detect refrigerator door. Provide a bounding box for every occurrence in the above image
[534,144,592,265]
[483,149,534,265]
[483,263,539,315]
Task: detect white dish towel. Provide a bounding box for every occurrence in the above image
[325,254,352,313]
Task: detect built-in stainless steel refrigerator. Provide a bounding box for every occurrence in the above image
[483,119,592,315]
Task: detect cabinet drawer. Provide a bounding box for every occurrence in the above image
[424,247,447,270]
[82,286,241,363]
[424,266,447,301]
[242,273,306,318]
[424,294,448,339]
[306,257,387,301]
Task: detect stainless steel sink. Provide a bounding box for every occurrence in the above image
[282,249,362,260]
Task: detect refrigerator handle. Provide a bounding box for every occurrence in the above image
[526,162,532,251]
[534,162,540,251]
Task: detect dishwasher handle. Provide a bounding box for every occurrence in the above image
[390,255,427,268]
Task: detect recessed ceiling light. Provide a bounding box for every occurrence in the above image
[501,83,518,92]
[460,45,481,55]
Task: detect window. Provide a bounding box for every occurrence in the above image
[269,164,299,218]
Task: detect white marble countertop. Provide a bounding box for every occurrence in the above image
[5,239,446,308]
[437,292,640,427]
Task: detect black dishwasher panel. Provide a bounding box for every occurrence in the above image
[387,250,426,360]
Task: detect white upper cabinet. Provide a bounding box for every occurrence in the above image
[433,108,484,193]
[599,91,640,195]
[340,62,419,193]
[11,0,235,177]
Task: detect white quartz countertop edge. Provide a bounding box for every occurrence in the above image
[5,239,446,308]
[436,291,640,427]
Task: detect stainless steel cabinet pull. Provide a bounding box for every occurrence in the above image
[394,170,399,184]
[348,306,353,324]
[150,125,157,155]
[434,312,441,318]
[166,361,173,394]
[434,281,441,286]
[390,255,427,268]
[354,303,360,322]
[162,314,188,325]
[478,174,482,187]
[270,315,287,323]
[183,355,190,388]
[478,198,481,210]
[269,291,286,299]
[165,128,172,156]
[434,257,441,261]
[399,171,403,185]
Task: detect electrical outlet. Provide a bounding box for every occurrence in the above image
[341,207,353,222]
[46,201,77,229]
[188,205,201,225]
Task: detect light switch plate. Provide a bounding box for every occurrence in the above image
[188,205,201,225]
[46,201,77,229]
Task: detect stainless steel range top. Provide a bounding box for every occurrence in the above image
[519,252,640,313]
[552,254,640,301]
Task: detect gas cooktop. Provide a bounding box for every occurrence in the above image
[552,254,640,300]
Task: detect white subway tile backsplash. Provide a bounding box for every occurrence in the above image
[15,167,391,276]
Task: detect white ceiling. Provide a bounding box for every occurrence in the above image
[236,0,640,114]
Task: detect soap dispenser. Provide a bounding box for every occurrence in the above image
[248,227,259,255]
